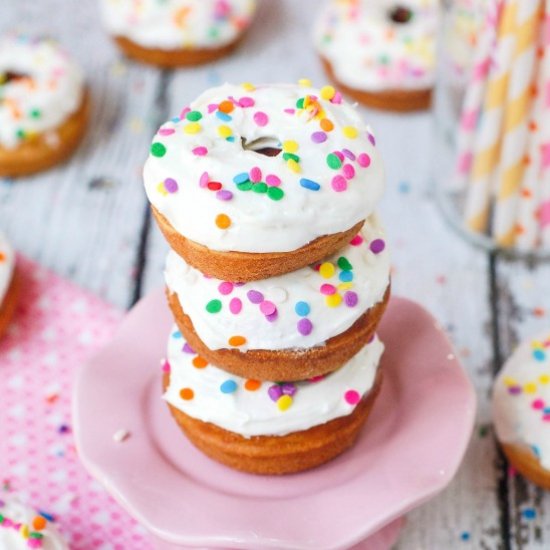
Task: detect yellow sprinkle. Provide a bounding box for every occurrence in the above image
[287,159,301,173]
[338,282,353,291]
[539,374,550,385]
[320,85,336,101]
[156,182,168,196]
[524,382,537,394]
[283,140,299,153]
[241,82,256,91]
[218,125,232,138]
[277,395,293,411]
[319,262,335,279]
[20,524,30,539]
[326,294,343,308]
[532,340,544,349]
[298,78,312,87]
[503,376,517,387]
[343,126,359,139]
[184,122,201,134]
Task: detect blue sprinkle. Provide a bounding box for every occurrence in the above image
[398,181,411,194]
[522,507,536,520]
[533,444,541,458]
[339,271,353,282]
[544,408,550,414]
[295,301,310,317]
[300,178,321,191]
[172,331,183,339]
[226,136,235,142]
[38,511,55,522]
[220,380,238,394]
[460,532,470,541]
[216,111,232,122]
[533,349,546,361]
[233,172,249,184]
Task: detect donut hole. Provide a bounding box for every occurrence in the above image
[241,136,282,157]
[0,71,30,84]
[389,5,414,24]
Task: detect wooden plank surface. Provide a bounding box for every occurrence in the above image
[2,1,550,548]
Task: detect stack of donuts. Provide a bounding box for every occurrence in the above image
[143,80,391,474]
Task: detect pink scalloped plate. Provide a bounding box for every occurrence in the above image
[73,290,476,550]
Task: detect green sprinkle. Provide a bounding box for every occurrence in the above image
[296,98,305,109]
[283,153,300,162]
[237,181,253,191]
[267,187,284,201]
[337,257,353,271]
[206,299,222,313]
[186,110,202,122]
[30,108,41,119]
[151,142,166,157]
[252,182,268,193]
[16,129,25,140]
[326,153,342,169]
[29,533,44,539]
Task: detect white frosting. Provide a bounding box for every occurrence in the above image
[314,0,439,92]
[0,232,15,308]
[100,0,256,50]
[165,215,390,351]
[0,499,68,550]
[164,329,384,437]
[0,35,84,149]
[493,331,550,470]
[144,82,385,253]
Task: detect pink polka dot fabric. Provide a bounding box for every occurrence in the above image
[0,257,152,549]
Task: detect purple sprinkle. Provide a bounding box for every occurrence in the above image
[216,189,233,201]
[342,148,356,161]
[247,290,264,304]
[281,383,297,396]
[268,385,283,401]
[183,343,195,354]
[265,310,278,323]
[297,318,313,336]
[368,132,376,146]
[370,239,386,254]
[344,291,358,307]
[508,386,522,395]
[164,178,178,193]
[311,131,327,143]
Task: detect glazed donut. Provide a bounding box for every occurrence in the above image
[165,214,390,381]
[100,0,257,67]
[163,330,384,474]
[0,232,18,338]
[314,0,439,111]
[0,35,89,177]
[0,498,68,550]
[144,82,385,281]
[493,331,550,489]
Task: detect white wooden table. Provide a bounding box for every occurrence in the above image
[2,1,550,548]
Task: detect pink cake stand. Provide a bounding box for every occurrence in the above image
[73,290,476,550]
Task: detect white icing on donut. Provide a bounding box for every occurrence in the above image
[164,330,384,437]
[0,35,84,149]
[100,0,256,50]
[493,331,550,470]
[0,499,68,550]
[165,215,390,351]
[314,0,439,92]
[144,82,385,253]
[0,232,15,308]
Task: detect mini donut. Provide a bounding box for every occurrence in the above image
[144,82,385,281]
[165,215,390,381]
[163,330,384,474]
[314,0,439,112]
[0,35,89,177]
[0,498,68,549]
[493,331,550,490]
[0,232,18,339]
[100,0,257,67]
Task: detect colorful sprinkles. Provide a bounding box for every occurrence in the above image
[0,501,56,549]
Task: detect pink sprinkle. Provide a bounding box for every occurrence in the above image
[239,96,255,107]
[207,103,218,113]
[192,146,208,156]
[320,284,337,295]
[249,166,262,183]
[344,390,361,405]
[218,282,234,295]
[229,297,242,314]
[334,151,345,162]
[284,108,296,114]
[342,164,356,180]
[179,107,191,119]
[309,375,325,382]
[332,91,343,104]
[331,175,348,192]
[266,174,281,187]
[162,360,170,373]
[159,128,175,136]
[540,200,550,228]
[260,300,277,316]
[199,172,209,188]
[350,234,364,246]
[357,153,371,168]
[253,111,268,126]
[532,399,545,410]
